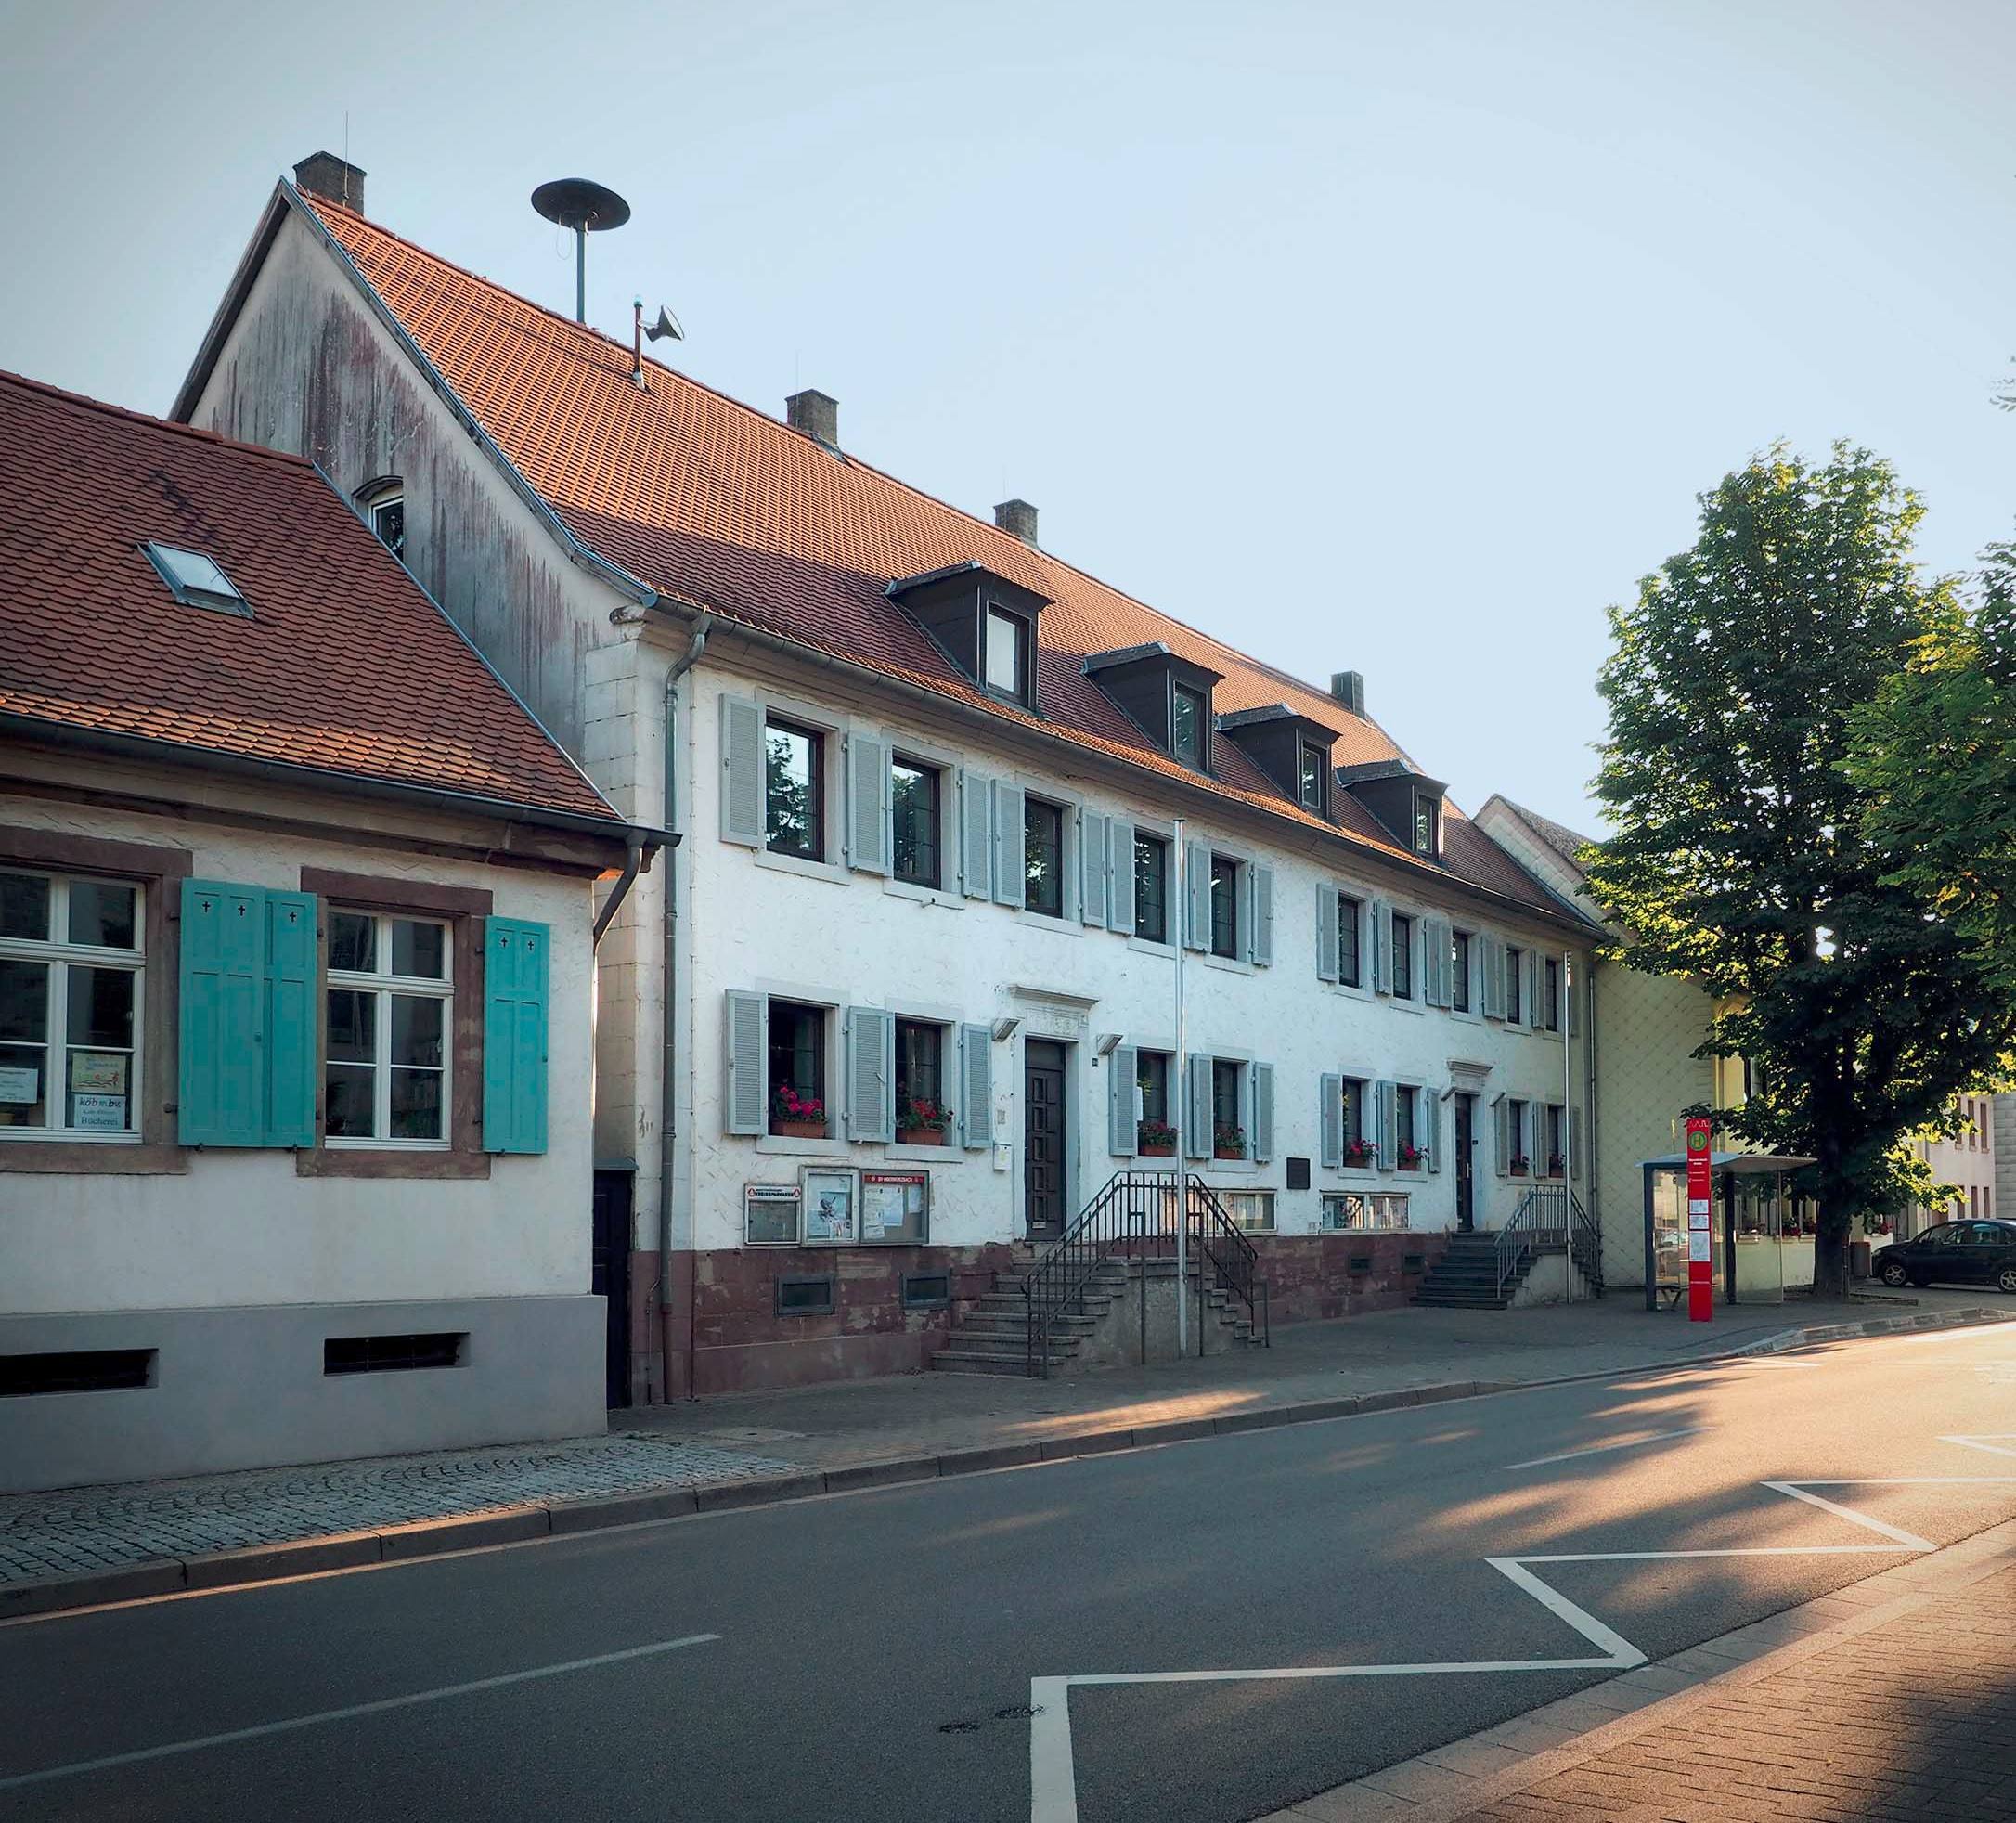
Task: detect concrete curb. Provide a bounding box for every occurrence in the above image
[5,1304,2008,1623]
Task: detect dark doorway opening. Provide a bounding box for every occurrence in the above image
[1454,1093,1477,1232]
[1024,1040,1068,1242]
[591,1170,634,1409]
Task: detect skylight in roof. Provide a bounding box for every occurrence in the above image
[142,542,251,617]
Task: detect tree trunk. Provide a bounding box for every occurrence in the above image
[1812,1214,1852,1301]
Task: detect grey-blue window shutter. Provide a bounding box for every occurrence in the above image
[1424,1092,1442,1174]
[1108,819,1135,935]
[1368,898,1392,994]
[1480,935,1506,1019]
[1251,1062,1274,1163]
[1316,884,1338,982]
[1375,1079,1397,1173]
[1493,1095,1510,1174]
[723,990,767,1133]
[1531,950,1548,1030]
[1182,840,1211,950]
[1107,1044,1138,1156]
[1569,1105,1584,1180]
[958,1023,992,1148]
[1248,864,1274,966]
[1319,1072,1343,1169]
[845,1005,895,1141]
[719,694,764,847]
[1079,811,1109,926]
[1185,1053,1212,1157]
[958,769,991,898]
[845,732,890,874]
[1423,915,1452,1008]
[991,780,1026,907]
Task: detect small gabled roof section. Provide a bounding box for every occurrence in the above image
[0,370,623,830]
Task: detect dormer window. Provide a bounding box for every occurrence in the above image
[356,478,405,562]
[985,604,1030,701]
[1214,703,1340,815]
[142,542,251,618]
[1171,685,1207,768]
[1299,741,1328,813]
[887,562,1050,713]
[1413,792,1441,859]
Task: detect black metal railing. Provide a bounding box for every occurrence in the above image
[1494,1183,1601,1301]
[1020,1171,1272,1377]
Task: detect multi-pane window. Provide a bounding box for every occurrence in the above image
[325,912,450,1145]
[1211,1058,1245,1156]
[1340,1076,1369,1156]
[1024,796,1066,918]
[894,1018,945,1122]
[1452,929,1472,1013]
[1322,1192,1410,1230]
[1543,957,1561,1031]
[1299,743,1326,812]
[1391,912,1414,1000]
[1134,833,1169,943]
[984,606,1029,701]
[767,999,826,1118]
[370,491,405,561]
[1137,1051,1171,1128]
[1395,1084,1419,1160]
[1223,1191,1274,1233]
[1338,894,1362,987]
[1546,1104,1566,1174]
[890,756,940,888]
[764,717,824,860]
[1413,793,1441,858]
[1171,685,1206,769]
[0,871,142,1139]
[1505,945,1524,1023]
[1506,1098,1529,1170]
[1209,856,1239,959]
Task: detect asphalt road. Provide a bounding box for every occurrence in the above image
[4,1320,2014,1822]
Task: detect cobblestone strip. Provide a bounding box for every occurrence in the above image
[1258,1517,2016,1823]
[0,1435,790,1584]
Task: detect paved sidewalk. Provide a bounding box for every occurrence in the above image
[1260,1519,2016,1823]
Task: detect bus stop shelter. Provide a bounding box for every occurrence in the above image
[1641,1151,1818,1310]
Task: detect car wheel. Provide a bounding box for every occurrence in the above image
[1998,1265,2016,1296]
[1879,1260,1910,1287]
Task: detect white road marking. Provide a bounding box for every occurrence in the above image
[1028,1447,2016,1823]
[0,1631,720,1792]
[1506,1427,1712,1470]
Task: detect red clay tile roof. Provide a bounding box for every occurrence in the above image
[0,371,620,826]
[291,191,1557,914]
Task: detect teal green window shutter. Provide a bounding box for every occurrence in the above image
[484,918,550,1153]
[179,879,267,1146]
[263,892,317,1146]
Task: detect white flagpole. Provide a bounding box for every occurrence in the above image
[1173,817,1188,1354]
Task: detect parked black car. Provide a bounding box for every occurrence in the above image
[1873,1221,2016,1293]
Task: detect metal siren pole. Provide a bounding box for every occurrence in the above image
[1172,816,1188,1354]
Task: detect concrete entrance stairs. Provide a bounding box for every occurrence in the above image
[932,1253,1259,1377]
[1410,1231,1519,1310]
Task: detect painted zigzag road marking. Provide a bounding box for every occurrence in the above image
[1027,1437,2016,1823]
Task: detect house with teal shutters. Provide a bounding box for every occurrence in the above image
[0,370,657,1493]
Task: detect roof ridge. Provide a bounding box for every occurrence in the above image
[0,368,319,473]
[295,191,1391,740]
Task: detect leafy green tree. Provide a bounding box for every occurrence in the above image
[1850,538,2016,1012]
[1586,445,2012,1296]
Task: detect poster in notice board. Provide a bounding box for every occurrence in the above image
[860,1170,929,1245]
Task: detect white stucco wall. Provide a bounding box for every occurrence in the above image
[674,654,1593,1252]
[0,794,600,1314]
[1909,1095,2000,1231]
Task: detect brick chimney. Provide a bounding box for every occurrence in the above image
[994,499,1039,547]
[1330,670,1366,716]
[293,152,367,214]
[785,389,839,448]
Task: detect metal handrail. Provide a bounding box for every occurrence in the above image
[1185,1175,1271,1351]
[1022,1170,1182,1377]
[1494,1183,1602,1300]
[1568,1189,1603,1291]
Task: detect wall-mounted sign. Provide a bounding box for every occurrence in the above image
[744,1183,800,1248]
[861,1170,929,1245]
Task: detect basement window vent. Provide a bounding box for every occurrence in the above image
[901,1272,952,1311]
[0,1348,156,1397]
[142,541,252,617]
[323,1332,467,1376]
[775,1275,835,1317]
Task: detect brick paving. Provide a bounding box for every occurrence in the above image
[0,1435,789,1584]
[1450,1564,2016,1822]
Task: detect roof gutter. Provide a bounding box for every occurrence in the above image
[636,600,1593,940]
[0,709,674,853]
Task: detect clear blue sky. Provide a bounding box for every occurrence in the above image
[5,0,2010,831]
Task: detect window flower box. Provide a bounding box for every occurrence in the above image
[1397,1143,1426,1172]
[1508,1155,1530,1177]
[1546,1153,1566,1177]
[1342,1139,1376,1169]
[895,1097,953,1145]
[1137,1119,1178,1158]
[1213,1126,1247,1161]
[770,1084,828,1140]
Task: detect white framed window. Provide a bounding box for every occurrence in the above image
[325,910,451,1147]
[1222,1190,1274,1233]
[357,479,405,562]
[0,870,144,1141]
[1322,1192,1411,1231]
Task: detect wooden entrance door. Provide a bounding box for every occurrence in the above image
[1024,1041,1068,1242]
[1454,1093,1477,1232]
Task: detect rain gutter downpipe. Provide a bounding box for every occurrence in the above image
[660,613,715,1400]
